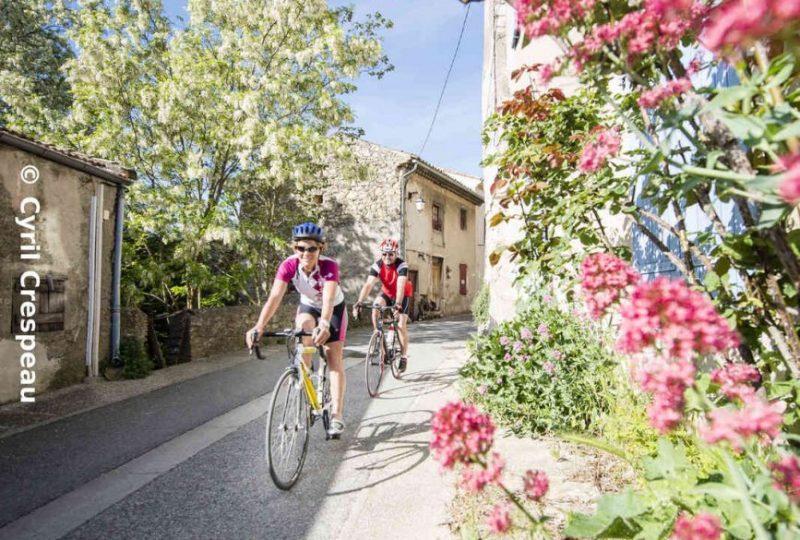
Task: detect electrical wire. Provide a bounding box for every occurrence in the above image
[418,3,471,157]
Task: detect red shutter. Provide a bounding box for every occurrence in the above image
[459,264,467,295]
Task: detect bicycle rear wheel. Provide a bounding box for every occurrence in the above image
[266,368,310,490]
[364,331,384,397]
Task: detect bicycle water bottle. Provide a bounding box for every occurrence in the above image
[386,324,395,351]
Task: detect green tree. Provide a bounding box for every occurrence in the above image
[10,0,390,313]
[0,0,73,134]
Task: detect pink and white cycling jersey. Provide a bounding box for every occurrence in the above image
[275,255,345,309]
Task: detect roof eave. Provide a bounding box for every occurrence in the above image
[0,131,135,186]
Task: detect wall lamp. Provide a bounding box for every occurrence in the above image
[407,191,426,212]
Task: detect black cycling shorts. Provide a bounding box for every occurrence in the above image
[296,301,347,343]
[379,292,410,315]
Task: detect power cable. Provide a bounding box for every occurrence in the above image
[418,3,471,157]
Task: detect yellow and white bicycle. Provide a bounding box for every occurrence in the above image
[250,328,333,490]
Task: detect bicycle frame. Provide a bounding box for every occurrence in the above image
[295,346,324,412]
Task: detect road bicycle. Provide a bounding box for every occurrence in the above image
[355,303,403,397]
[249,328,333,490]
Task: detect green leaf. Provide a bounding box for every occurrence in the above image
[757,203,789,229]
[773,120,800,141]
[707,86,755,110]
[717,112,767,140]
[704,270,721,292]
[694,482,741,501]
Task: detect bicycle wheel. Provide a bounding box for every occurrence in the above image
[266,368,310,490]
[364,331,384,397]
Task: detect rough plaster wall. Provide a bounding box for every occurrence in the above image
[404,175,482,315]
[0,144,120,403]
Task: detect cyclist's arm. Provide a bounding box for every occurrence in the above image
[395,275,408,307]
[319,280,338,325]
[255,277,289,331]
[355,275,379,305]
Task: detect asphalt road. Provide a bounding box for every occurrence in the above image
[0,315,473,540]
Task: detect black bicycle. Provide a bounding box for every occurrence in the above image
[355,303,403,397]
[249,329,332,490]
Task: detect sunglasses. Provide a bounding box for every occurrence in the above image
[381,252,396,257]
[295,245,320,253]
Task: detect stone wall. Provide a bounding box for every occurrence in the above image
[120,307,148,342]
[317,139,405,302]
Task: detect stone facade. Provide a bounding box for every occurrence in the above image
[0,129,133,404]
[319,139,484,317]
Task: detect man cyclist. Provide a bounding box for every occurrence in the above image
[246,222,347,437]
[352,238,413,373]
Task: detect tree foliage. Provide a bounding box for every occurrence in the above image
[2,0,392,313]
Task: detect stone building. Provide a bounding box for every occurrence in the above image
[320,139,484,317]
[0,129,134,404]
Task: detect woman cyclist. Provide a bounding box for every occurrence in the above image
[246,222,347,437]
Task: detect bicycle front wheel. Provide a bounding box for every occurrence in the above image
[266,368,310,490]
[365,331,384,397]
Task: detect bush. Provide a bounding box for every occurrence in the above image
[463,292,619,435]
[120,337,153,379]
[471,283,490,326]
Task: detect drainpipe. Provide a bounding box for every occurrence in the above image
[110,187,125,364]
[92,183,105,377]
[85,194,97,376]
[399,161,419,257]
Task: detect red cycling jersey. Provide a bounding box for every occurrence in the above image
[370,258,413,298]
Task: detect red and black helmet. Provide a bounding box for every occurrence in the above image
[379,238,398,253]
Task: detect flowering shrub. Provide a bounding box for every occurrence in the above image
[486,0,800,379]
[463,291,619,435]
[563,255,800,538]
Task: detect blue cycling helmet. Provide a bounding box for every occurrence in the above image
[292,222,325,242]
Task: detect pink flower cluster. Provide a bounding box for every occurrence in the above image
[702,397,784,450]
[537,323,550,338]
[543,361,556,374]
[775,154,800,205]
[431,401,495,469]
[516,0,704,63]
[584,0,705,58]
[520,327,533,340]
[578,127,621,173]
[460,452,505,492]
[514,0,597,39]
[702,0,800,53]
[523,469,550,501]
[770,454,800,503]
[671,512,722,540]
[710,363,760,401]
[635,356,696,433]
[616,277,739,361]
[487,504,511,534]
[580,253,640,318]
[638,78,693,109]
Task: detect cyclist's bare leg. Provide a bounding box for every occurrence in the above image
[295,312,316,369]
[326,340,345,417]
[372,295,388,333]
[397,313,409,357]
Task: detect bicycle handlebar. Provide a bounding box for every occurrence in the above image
[248,328,323,361]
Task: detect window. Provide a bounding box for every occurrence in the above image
[459,264,468,295]
[432,203,443,232]
[12,274,66,333]
[460,208,468,231]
